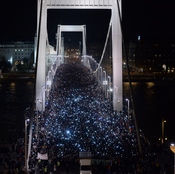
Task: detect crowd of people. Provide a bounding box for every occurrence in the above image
[27,62,164,173]
[0,141,26,173]
[0,61,173,173]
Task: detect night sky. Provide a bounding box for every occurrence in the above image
[0,0,175,43]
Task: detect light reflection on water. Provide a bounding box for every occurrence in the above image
[0,80,34,142]
[146,82,155,89]
[10,82,16,87]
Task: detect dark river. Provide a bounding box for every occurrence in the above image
[124,81,175,144]
[0,79,175,144]
[0,80,34,143]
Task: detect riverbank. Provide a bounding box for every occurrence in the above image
[1,72,175,83]
[0,72,35,82]
[123,72,175,83]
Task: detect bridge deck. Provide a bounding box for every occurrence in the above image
[47,0,113,9]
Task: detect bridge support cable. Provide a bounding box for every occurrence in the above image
[94,17,112,74]
[92,17,112,101]
[115,0,143,158]
[93,0,123,111]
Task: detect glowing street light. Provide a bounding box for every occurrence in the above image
[108,76,111,100]
[103,71,107,97]
[24,118,27,171]
[36,98,43,138]
[126,99,130,119]
[99,66,102,86]
[24,107,30,172]
[161,119,166,144]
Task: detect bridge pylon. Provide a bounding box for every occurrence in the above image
[35,0,122,111]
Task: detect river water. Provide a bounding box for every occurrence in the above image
[0,79,175,144]
[0,80,34,143]
[124,81,175,144]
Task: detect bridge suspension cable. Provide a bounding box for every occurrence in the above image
[94,17,112,73]
[115,0,143,158]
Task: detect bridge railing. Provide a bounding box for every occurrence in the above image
[45,53,113,102]
[45,54,64,99]
[81,55,113,101]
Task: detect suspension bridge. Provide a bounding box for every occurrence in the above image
[24,0,145,173]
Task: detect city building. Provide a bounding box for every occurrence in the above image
[1,37,174,74]
[87,41,103,62]
[125,37,175,73]
[0,41,34,65]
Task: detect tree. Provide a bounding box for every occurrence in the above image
[16,63,23,71]
[0,55,12,72]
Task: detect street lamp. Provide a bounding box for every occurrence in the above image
[23,107,30,172]
[36,99,42,138]
[170,144,175,174]
[162,119,166,144]
[99,66,102,86]
[103,71,107,97]
[126,99,130,119]
[42,86,45,113]
[108,76,111,100]
[25,117,30,172]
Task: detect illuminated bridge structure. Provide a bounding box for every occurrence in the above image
[25,0,143,171]
[35,0,122,112]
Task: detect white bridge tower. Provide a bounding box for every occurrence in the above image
[36,0,122,111]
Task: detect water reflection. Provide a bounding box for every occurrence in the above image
[146,82,155,89]
[0,81,34,142]
[10,82,16,87]
[123,82,140,97]
[123,81,175,142]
